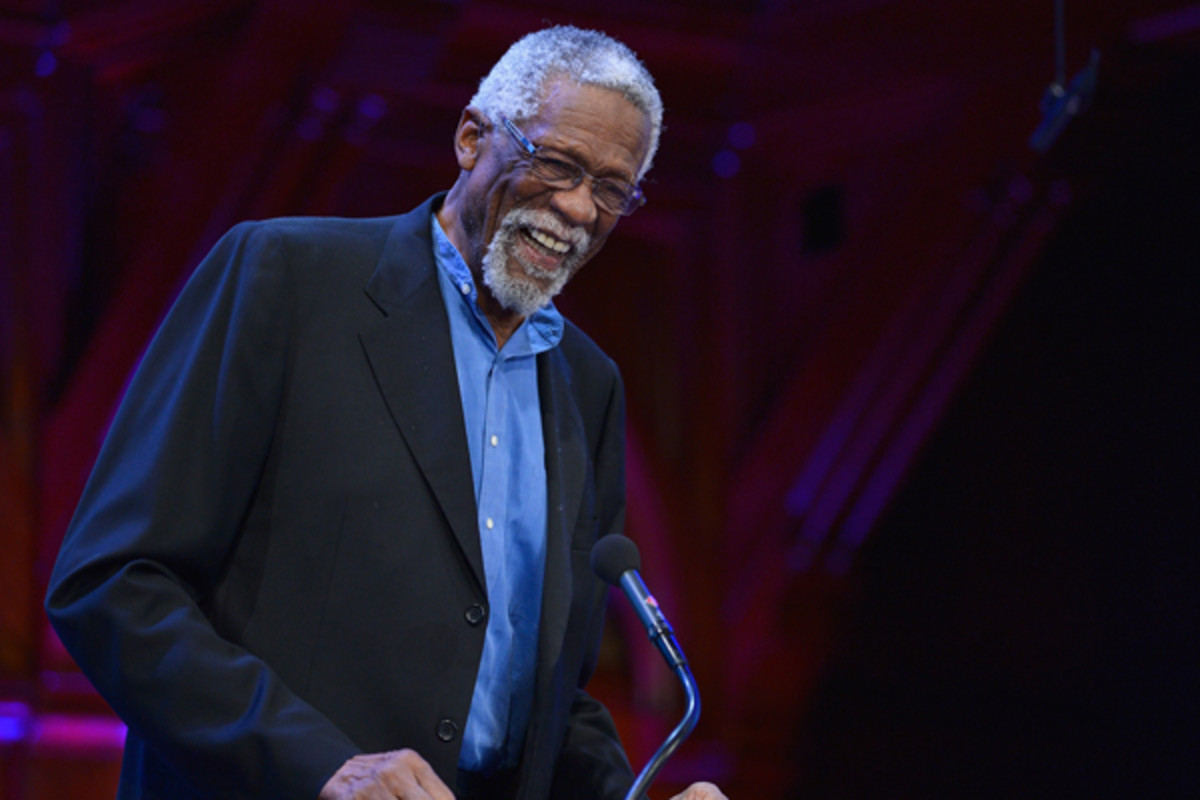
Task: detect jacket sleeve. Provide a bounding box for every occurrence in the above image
[549,364,637,800]
[44,221,361,799]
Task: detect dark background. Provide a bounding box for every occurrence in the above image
[2,1,1198,798]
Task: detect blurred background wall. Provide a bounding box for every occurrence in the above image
[2,1,1198,797]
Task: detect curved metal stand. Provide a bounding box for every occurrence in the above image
[623,661,701,800]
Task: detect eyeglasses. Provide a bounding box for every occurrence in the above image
[499,114,646,217]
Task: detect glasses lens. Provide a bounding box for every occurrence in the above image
[529,154,581,186]
[524,149,643,216]
[593,181,637,216]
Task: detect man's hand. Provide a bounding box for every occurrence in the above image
[318,749,454,800]
[669,781,728,800]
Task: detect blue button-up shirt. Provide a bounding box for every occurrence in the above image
[431,217,563,770]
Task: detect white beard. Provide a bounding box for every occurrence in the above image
[481,207,590,317]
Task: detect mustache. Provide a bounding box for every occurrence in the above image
[503,207,590,250]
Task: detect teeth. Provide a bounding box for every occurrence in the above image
[529,229,570,254]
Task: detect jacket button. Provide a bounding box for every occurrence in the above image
[465,604,487,626]
[436,718,458,742]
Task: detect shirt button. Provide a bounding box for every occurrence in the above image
[436,718,458,742]
[490,435,499,447]
[485,517,494,530]
[465,604,487,626]
[459,283,470,295]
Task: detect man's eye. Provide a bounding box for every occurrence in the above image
[533,156,580,181]
[594,183,630,207]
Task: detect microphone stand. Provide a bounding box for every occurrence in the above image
[1029,0,1100,152]
[618,569,702,800]
[624,661,701,800]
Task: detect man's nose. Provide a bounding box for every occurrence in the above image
[550,180,599,228]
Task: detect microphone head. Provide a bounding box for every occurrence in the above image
[591,534,641,585]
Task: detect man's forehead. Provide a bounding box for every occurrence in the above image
[525,78,641,123]
[523,80,651,172]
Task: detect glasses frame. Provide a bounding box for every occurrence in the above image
[498,114,646,217]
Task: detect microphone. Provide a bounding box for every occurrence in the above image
[1030,48,1100,152]
[591,535,701,800]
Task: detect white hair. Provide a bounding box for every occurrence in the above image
[469,25,663,180]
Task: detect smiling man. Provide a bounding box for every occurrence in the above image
[46,25,726,800]
[439,75,649,347]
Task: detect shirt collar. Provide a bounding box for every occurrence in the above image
[431,214,564,355]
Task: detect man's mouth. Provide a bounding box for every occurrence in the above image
[482,208,591,314]
[522,226,572,258]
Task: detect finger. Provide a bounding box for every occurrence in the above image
[361,777,403,800]
[670,781,727,800]
[330,774,393,800]
[374,762,426,800]
[375,749,451,800]
[407,753,455,800]
[320,755,391,800]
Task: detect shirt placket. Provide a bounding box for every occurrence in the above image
[476,353,513,724]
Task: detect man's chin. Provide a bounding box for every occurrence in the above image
[482,215,583,316]
[483,261,561,317]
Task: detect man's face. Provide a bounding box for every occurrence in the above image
[459,79,651,316]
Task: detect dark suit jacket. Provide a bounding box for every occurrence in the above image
[45,195,634,800]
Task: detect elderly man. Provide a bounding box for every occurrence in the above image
[46,25,725,800]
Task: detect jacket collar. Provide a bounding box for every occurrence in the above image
[360,194,487,594]
[359,195,586,641]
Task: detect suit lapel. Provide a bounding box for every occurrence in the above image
[535,345,587,693]
[358,198,485,595]
[516,345,591,796]
[361,199,591,785]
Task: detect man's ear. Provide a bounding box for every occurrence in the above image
[453,107,488,170]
